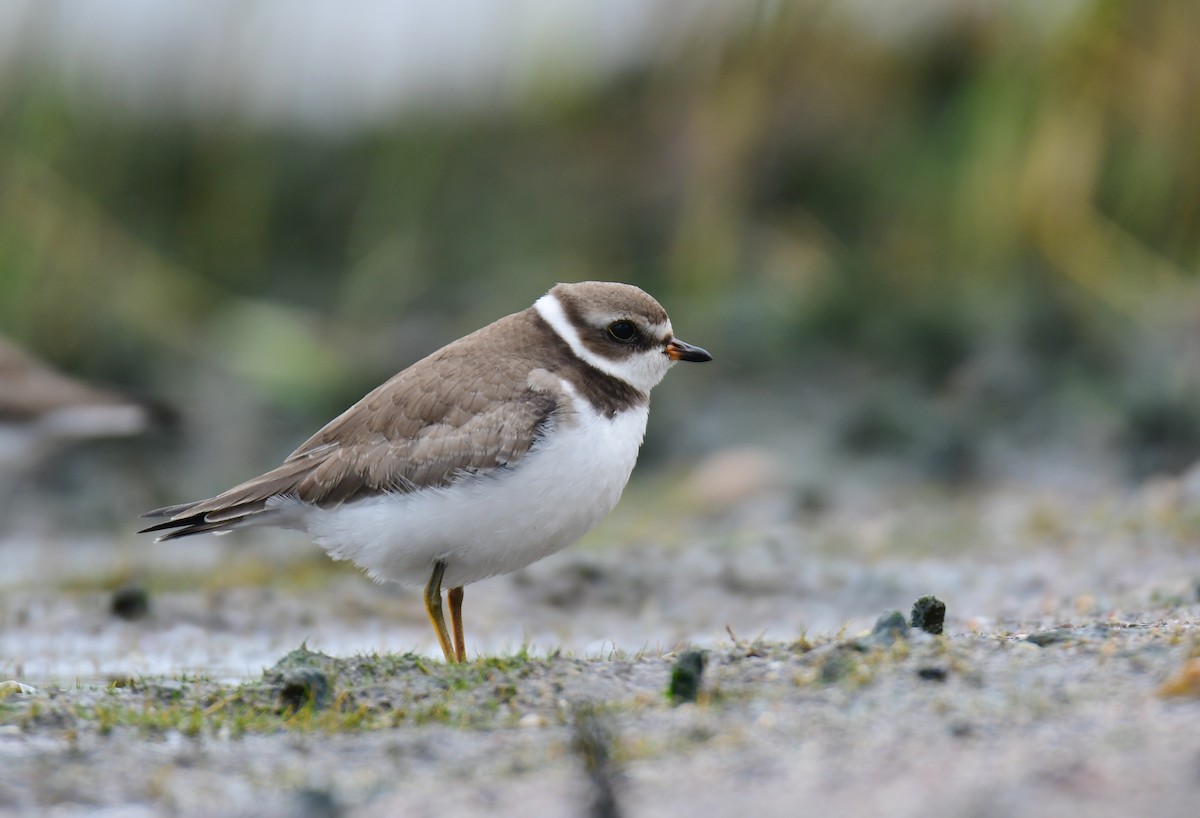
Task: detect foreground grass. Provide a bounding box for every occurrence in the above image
[2,627,890,741]
[6,612,1200,747]
[5,646,553,738]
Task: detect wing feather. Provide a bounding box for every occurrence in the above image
[141,311,565,540]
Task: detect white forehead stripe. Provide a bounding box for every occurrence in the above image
[646,320,673,339]
[535,293,628,381]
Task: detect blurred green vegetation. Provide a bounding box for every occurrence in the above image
[1,0,1199,486]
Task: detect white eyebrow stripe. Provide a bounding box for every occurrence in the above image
[645,321,673,339]
[534,293,629,382]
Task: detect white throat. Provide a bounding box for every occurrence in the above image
[534,293,673,394]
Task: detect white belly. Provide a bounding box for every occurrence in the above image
[296,399,649,589]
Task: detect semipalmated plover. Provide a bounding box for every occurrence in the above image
[0,335,156,475]
[141,282,711,662]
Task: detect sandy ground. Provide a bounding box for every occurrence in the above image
[2,466,1200,817]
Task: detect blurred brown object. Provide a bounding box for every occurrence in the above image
[0,335,161,474]
[680,446,792,520]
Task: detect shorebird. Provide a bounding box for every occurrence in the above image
[142,282,711,662]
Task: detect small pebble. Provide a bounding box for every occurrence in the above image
[911,596,946,635]
[668,650,707,704]
[279,669,331,711]
[916,666,948,682]
[0,680,37,698]
[949,721,974,738]
[1026,629,1071,647]
[859,610,909,648]
[754,711,777,728]
[111,586,151,621]
[518,713,548,728]
[267,645,337,711]
[294,788,341,818]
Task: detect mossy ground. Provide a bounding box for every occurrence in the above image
[4,614,1200,817]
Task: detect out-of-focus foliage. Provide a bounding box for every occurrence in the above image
[1,0,1198,491]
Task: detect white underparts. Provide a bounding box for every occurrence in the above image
[295,381,650,589]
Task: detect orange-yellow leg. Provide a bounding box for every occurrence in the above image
[448,586,466,663]
[423,560,456,663]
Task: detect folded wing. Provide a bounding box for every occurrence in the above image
[141,349,560,541]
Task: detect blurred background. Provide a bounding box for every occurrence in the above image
[2,0,1200,671]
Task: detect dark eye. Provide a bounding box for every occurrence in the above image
[607,320,637,342]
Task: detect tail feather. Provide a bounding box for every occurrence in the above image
[200,499,271,524]
[140,500,204,519]
[138,515,251,541]
[138,499,281,541]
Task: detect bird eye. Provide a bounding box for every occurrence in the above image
[607,320,637,342]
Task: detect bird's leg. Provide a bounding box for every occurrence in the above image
[423,559,456,663]
[448,586,466,663]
